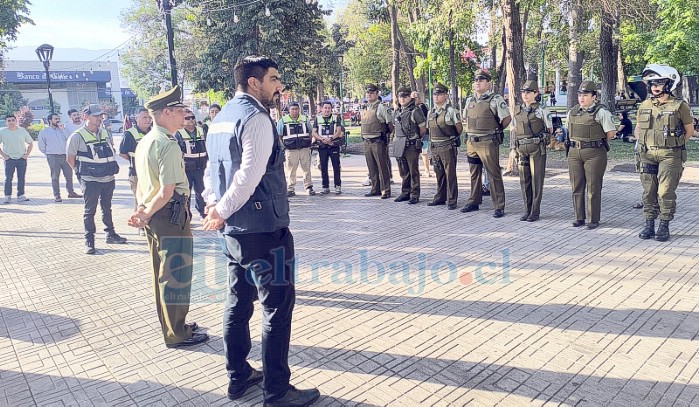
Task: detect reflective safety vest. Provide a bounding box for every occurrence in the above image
[281,115,312,149]
[568,104,606,141]
[316,114,343,148]
[125,127,147,175]
[176,127,207,171]
[636,98,687,148]
[75,127,120,178]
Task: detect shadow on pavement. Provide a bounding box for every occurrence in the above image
[0,307,81,344]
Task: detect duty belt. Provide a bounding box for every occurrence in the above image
[569,139,605,149]
[364,137,383,143]
[431,139,454,148]
[515,136,545,146]
[468,134,497,143]
[645,144,685,151]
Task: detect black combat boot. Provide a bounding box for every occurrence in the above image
[655,220,670,242]
[638,219,655,240]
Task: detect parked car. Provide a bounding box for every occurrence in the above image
[104,119,124,133]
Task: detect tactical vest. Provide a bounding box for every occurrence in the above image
[281,115,312,150]
[125,127,148,176]
[316,114,342,148]
[361,102,385,138]
[466,94,500,135]
[568,104,606,141]
[75,128,120,178]
[428,106,459,142]
[514,103,546,139]
[176,127,207,171]
[206,94,289,235]
[393,103,420,140]
[636,98,687,148]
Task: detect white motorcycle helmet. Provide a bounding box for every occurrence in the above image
[642,64,680,94]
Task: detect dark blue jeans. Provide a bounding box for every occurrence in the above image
[4,158,27,197]
[186,167,206,218]
[222,228,295,402]
[81,180,115,242]
[318,146,342,188]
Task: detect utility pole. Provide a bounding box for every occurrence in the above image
[158,0,178,87]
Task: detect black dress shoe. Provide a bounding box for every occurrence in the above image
[447,203,457,210]
[67,192,83,198]
[427,201,445,206]
[228,369,264,400]
[380,193,391,199]
[519,213,530,221]
[364,192,381,197]
[394,195,409,202]
[460,203,479,213]
[407,198,419,204]
[586,222,599,230]
[493,209,505,218]
[264,386,321,407]
[165,332,209,348]
[482,186,491,196]
[185,322,199,331]
[527,214,539,222]
[572,220,586,227]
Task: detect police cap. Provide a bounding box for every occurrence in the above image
[365,83,379,92]
[433,83,448,94]
[474,69,491,81]
[397,86,412,97]
[520,80,539,92]
[146,85,187,112]
[577,81,598,94]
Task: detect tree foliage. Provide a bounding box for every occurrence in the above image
[0,87,28,117]
[0,0,33,73]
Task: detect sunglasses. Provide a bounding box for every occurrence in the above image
[649,79,669,87]
[184,116,196,120]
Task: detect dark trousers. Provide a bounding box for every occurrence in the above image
[47,154,76,197]
[186,168,206,218]
[364,140,391,195]
[4,158,27,197]
[81,179,115,242]
[432,144,458,206]
[567,146,607,222]
[318,146,341,188]
[145,205,194,344]
[517,142,547,216]
[222,228,295,402]
[397,144,421,199]
[466,138,505,210]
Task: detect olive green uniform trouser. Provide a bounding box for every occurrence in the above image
[145,205,195,345]
[567,146,607,222]
[517,141,547,217]
[431,144,458,206]
[129,175,138,211]
[397,142,421,199]
[364,139,391,195]
[639,147,685,221]
[467,137,505,210]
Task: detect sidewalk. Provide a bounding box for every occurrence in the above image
[1,146,698,406]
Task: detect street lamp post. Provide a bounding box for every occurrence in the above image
[336,54,350,157]
[35,44,55,114]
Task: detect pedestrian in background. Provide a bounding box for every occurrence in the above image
[38,113,81,202]
[0,114,33,203]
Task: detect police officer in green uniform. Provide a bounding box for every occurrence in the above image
[362,83,394,199]
[566,80,617,229]
[128,85,208,348]
[635,64,695,241]
[428,83,462,210]
[175,109,208,218]
[461,69,511,217]
[391,86,426,204]
[513,80,552,222]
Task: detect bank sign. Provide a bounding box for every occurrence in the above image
[2,70,111,83]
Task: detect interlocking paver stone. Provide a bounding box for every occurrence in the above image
[1,145,699,406]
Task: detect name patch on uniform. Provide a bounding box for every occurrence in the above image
[500,101,507,109]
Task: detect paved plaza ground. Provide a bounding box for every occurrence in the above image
[1,141,698,406]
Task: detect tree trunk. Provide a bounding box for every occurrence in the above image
[599,11,618,109]
[567,0,584,108]
[497,30,507,95]
[500,0,526,106]
[489,7,498,71]
[389,2,400,108]
[307,94,316,117]
[616,25,628,95]
[396,24,418,91]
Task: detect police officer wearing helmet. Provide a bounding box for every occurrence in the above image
[362,83,394,199]
[636,64,694,242]
[277,102,315,197]
[391,86,427,204]
[461,69,511,218]
[67,104,127,254]
[566,80,616,229]
[513,80,552,222]
[174,109,208,218]
[427,83,462,210]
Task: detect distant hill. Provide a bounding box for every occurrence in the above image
[4,46,115,62]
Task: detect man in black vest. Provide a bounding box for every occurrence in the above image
[277,102,315,197]
[204,56,320,407]
[391,86,426,204]
[174,109,208,218]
